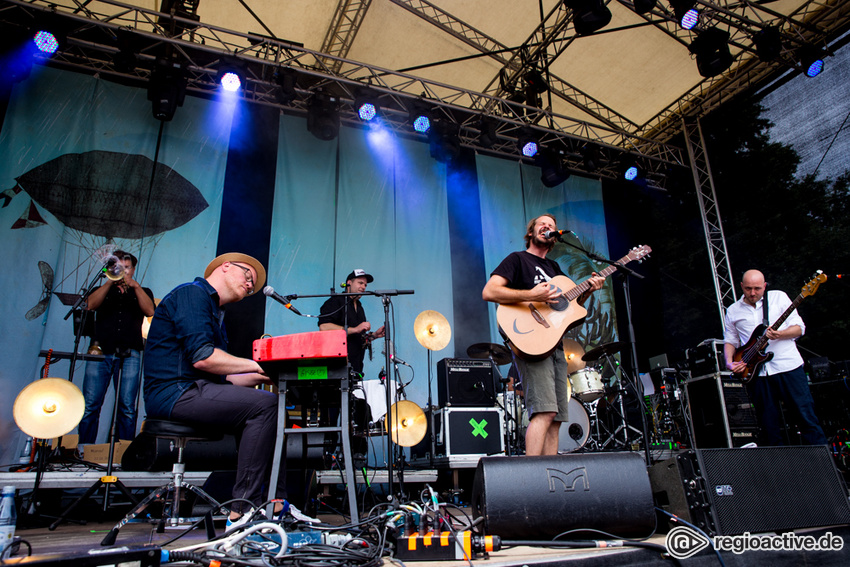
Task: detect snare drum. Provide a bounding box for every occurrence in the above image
[558,398,590,453]
[568,367,604,402]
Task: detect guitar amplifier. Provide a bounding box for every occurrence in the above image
[437,358,496,407]
[685,372,758,448]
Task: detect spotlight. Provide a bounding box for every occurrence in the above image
[565,0,612,36]
[633,0,658,15]
[274,67,297,105]
[620,157,645,182]
[307,90,340,141]
[33,31,59,54]
[753,26,782,62]
[524,69,549,94]
[670,1,699,30]
[689,28,734,78]
[518,128,538,158]
[478,117,498,149]
[408,100,432,133]
[537,148,571,188]
[429,119,461,164]
[581,144,602,172]
[217,57,247,92]
[799,45,825,78]
[147,56,186,122]
[354,89,380,122]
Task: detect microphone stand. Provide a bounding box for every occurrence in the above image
[63,270,106,384]
[553,234,652,466]
[272,289,414,499]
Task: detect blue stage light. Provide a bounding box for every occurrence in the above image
[413,115,431,133]
[358,102,377,121]
[805,58,823,77]
[624,166,639,181]
[220,71,241,92]
[522,141,538,157]
[33,31,59,54]
[681,9,699,30]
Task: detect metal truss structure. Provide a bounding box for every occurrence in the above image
[0,0,848,319]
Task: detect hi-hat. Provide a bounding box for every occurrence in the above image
[562,338,587,374]
[386,400,427,447]
[13,378,85,439]
[414,310,451,351]
[582,341,628,362]
[466,343,511,365]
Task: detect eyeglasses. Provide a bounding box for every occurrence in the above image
[230,263,254,289]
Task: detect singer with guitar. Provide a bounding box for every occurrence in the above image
[723,269,826,446]
[483,214,605,457]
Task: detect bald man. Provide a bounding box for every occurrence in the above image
[723,269,825,446]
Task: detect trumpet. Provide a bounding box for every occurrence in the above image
[103,255,125,282]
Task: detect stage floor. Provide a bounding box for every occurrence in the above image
[9,515,850,567]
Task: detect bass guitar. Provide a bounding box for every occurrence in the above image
[733,271,826,383]
[497,245,651,358]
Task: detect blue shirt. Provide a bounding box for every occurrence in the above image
[143,278,228,417]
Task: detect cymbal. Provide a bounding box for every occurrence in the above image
[386,400,427,447]
[414,310,451,351]
[562,338,586,374]
[582,341,628,362]
[466,342,511,365]
[13,378,85,439]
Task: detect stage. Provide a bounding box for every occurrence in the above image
[8,518,850,566]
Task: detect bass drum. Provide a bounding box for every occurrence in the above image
[558,398,590,453]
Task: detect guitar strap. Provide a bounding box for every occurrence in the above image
[762,290,769,327]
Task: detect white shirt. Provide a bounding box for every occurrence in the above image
[723,289,805,376]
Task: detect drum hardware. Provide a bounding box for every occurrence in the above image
[592,348,644,451]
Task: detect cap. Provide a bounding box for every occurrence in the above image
[205,253,267,294]
[345,268,374,284]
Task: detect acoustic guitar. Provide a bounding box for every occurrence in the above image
[497,245,651,358]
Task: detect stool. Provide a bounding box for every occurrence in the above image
[101,419,224,546]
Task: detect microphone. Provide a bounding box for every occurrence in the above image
[391,354,411,367]
[387,339,411,367]
[263,286,302,316]
[544,229,572,239]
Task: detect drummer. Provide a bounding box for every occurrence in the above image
[482,214,605,456]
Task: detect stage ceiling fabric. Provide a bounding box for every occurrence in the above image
[1,0,850,185]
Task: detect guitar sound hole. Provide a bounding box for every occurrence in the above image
[551,296,569,311]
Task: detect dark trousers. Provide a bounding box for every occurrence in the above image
[170,380,286,513]
[747,364,826,446]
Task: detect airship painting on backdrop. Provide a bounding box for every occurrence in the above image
[2,150,209,320]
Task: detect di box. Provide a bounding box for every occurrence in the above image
[436,407,504,458]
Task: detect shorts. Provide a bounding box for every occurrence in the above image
[513,347,571,421]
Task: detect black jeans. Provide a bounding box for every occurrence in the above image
[171,380,286,513]
[747,364,826,446]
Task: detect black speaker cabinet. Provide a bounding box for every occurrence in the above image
[686,372,758,448]
[472,453,655,539]
[437,358,496,407]
[649,446,850,536]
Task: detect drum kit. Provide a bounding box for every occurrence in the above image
[466,338,642,455]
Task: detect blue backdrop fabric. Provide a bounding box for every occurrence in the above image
[0,66,606,467]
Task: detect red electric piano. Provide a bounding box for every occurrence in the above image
[252,330,358,521]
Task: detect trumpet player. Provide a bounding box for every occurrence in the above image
[78,250,155,447]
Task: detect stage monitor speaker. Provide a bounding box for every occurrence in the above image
[686,372,758,448]
[472,453,655,539]
[437,358,496,407]
[649,446,850,536]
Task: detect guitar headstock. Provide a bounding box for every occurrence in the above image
[626,245,652,263]
[801,270,827,297]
